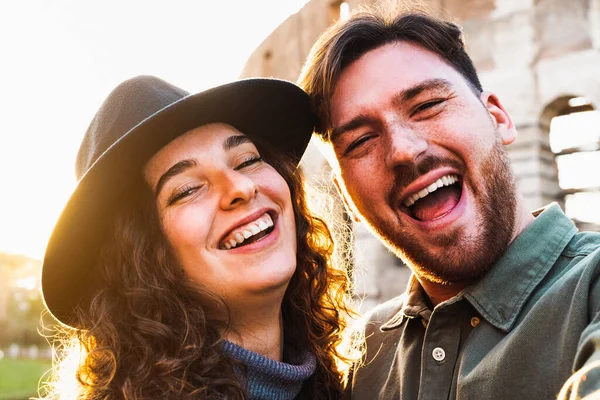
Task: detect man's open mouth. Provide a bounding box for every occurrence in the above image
[402,174,463,222]
[219,212,276,250]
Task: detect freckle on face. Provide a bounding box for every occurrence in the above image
[329,43,518,284]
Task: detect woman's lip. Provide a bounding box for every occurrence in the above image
[399,167,461,203]
[221,215,281,253]
[218,208,276,245]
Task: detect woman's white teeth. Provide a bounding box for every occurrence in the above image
[403,174,458,207]
[221,213,274,250]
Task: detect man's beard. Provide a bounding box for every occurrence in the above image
[366,138,517,285]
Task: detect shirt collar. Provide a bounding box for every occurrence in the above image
[380,203,577,332]
[463,203,577,332]
[381,275,431,331]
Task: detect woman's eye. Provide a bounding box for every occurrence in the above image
[235,155,262,170]
[167,185,199,205]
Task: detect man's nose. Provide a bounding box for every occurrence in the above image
[385,125,428,168]
[219,170,258,210]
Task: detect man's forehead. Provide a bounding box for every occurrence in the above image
[335,42,456,88]
[329,42,468,124]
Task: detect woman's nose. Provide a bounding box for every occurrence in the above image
[219,170,258,210]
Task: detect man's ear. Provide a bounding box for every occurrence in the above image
[332,172,361,223]
[480,91,517,145]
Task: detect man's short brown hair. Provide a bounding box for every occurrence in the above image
[298,9,483,140]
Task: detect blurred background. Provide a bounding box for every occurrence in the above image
[1,0,599,398]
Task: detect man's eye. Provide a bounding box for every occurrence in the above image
[167,185,199,205]
[413,99,445,115]
[235,155,262,170]
[345,135,374,154]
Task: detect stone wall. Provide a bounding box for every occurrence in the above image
[240,0,600,310]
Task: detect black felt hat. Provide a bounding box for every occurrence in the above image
[41,75,316,327]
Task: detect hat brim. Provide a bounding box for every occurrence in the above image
[42,78,316,327]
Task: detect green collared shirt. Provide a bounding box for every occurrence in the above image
[347,204,600,399]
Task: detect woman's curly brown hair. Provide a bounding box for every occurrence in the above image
[40,138,355,399]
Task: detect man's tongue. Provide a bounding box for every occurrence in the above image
[411,186,461,221]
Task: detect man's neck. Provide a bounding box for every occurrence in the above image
[511,195,535,244]
[419,197,535,307]
[417,278,468,307]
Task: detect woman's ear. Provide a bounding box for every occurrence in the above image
[480,91,517,145]
[332,172,361,223]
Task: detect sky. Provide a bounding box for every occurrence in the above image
[0,0,310,260]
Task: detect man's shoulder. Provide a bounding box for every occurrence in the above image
[560,230,600,285]
[564,230,600,259]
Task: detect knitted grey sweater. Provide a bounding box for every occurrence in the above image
[221,340,317,399]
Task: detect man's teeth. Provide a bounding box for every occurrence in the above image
[222,213,274,250]
[403,175,459,207]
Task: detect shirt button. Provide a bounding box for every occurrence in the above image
[432,347,446,362]
[471,317,480,327]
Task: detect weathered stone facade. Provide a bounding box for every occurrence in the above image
[240,0,600,310]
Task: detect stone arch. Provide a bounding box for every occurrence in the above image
[539,95,596,129]
[538,94,600,230]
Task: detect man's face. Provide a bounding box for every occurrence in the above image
[329,42,519,284]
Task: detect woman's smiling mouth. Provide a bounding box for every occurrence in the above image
[219,212,276,250]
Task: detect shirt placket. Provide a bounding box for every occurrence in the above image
[417,303,464,400]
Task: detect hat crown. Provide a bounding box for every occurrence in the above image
[75,76,189,180]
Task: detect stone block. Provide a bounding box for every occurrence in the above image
[491,0,533,18]
[300,139,331,182]
[352,223,383,298]
[523,194,547,211]
[592,0,600,48]
[536,49,600,110]
[479,67,538,125]
[515,174,562,201]
[352,220,412,307]
[507,146,556,166]
[534,0,593,59]
[461,17,496,71]
[492,10,537,67]
[441,0,495,20]
[512,125,547,144]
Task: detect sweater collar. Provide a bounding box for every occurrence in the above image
[221,339,316,400]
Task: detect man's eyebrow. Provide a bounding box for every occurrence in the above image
[330,114,378,142]
[223,134,251,151]
[330,79,453,141]
[393,78,454,106]
[155,159,197,199]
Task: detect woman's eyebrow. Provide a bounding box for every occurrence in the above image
[223,134,251,151]
[155,159,197,199]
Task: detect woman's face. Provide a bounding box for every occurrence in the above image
[143,123,297,304]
